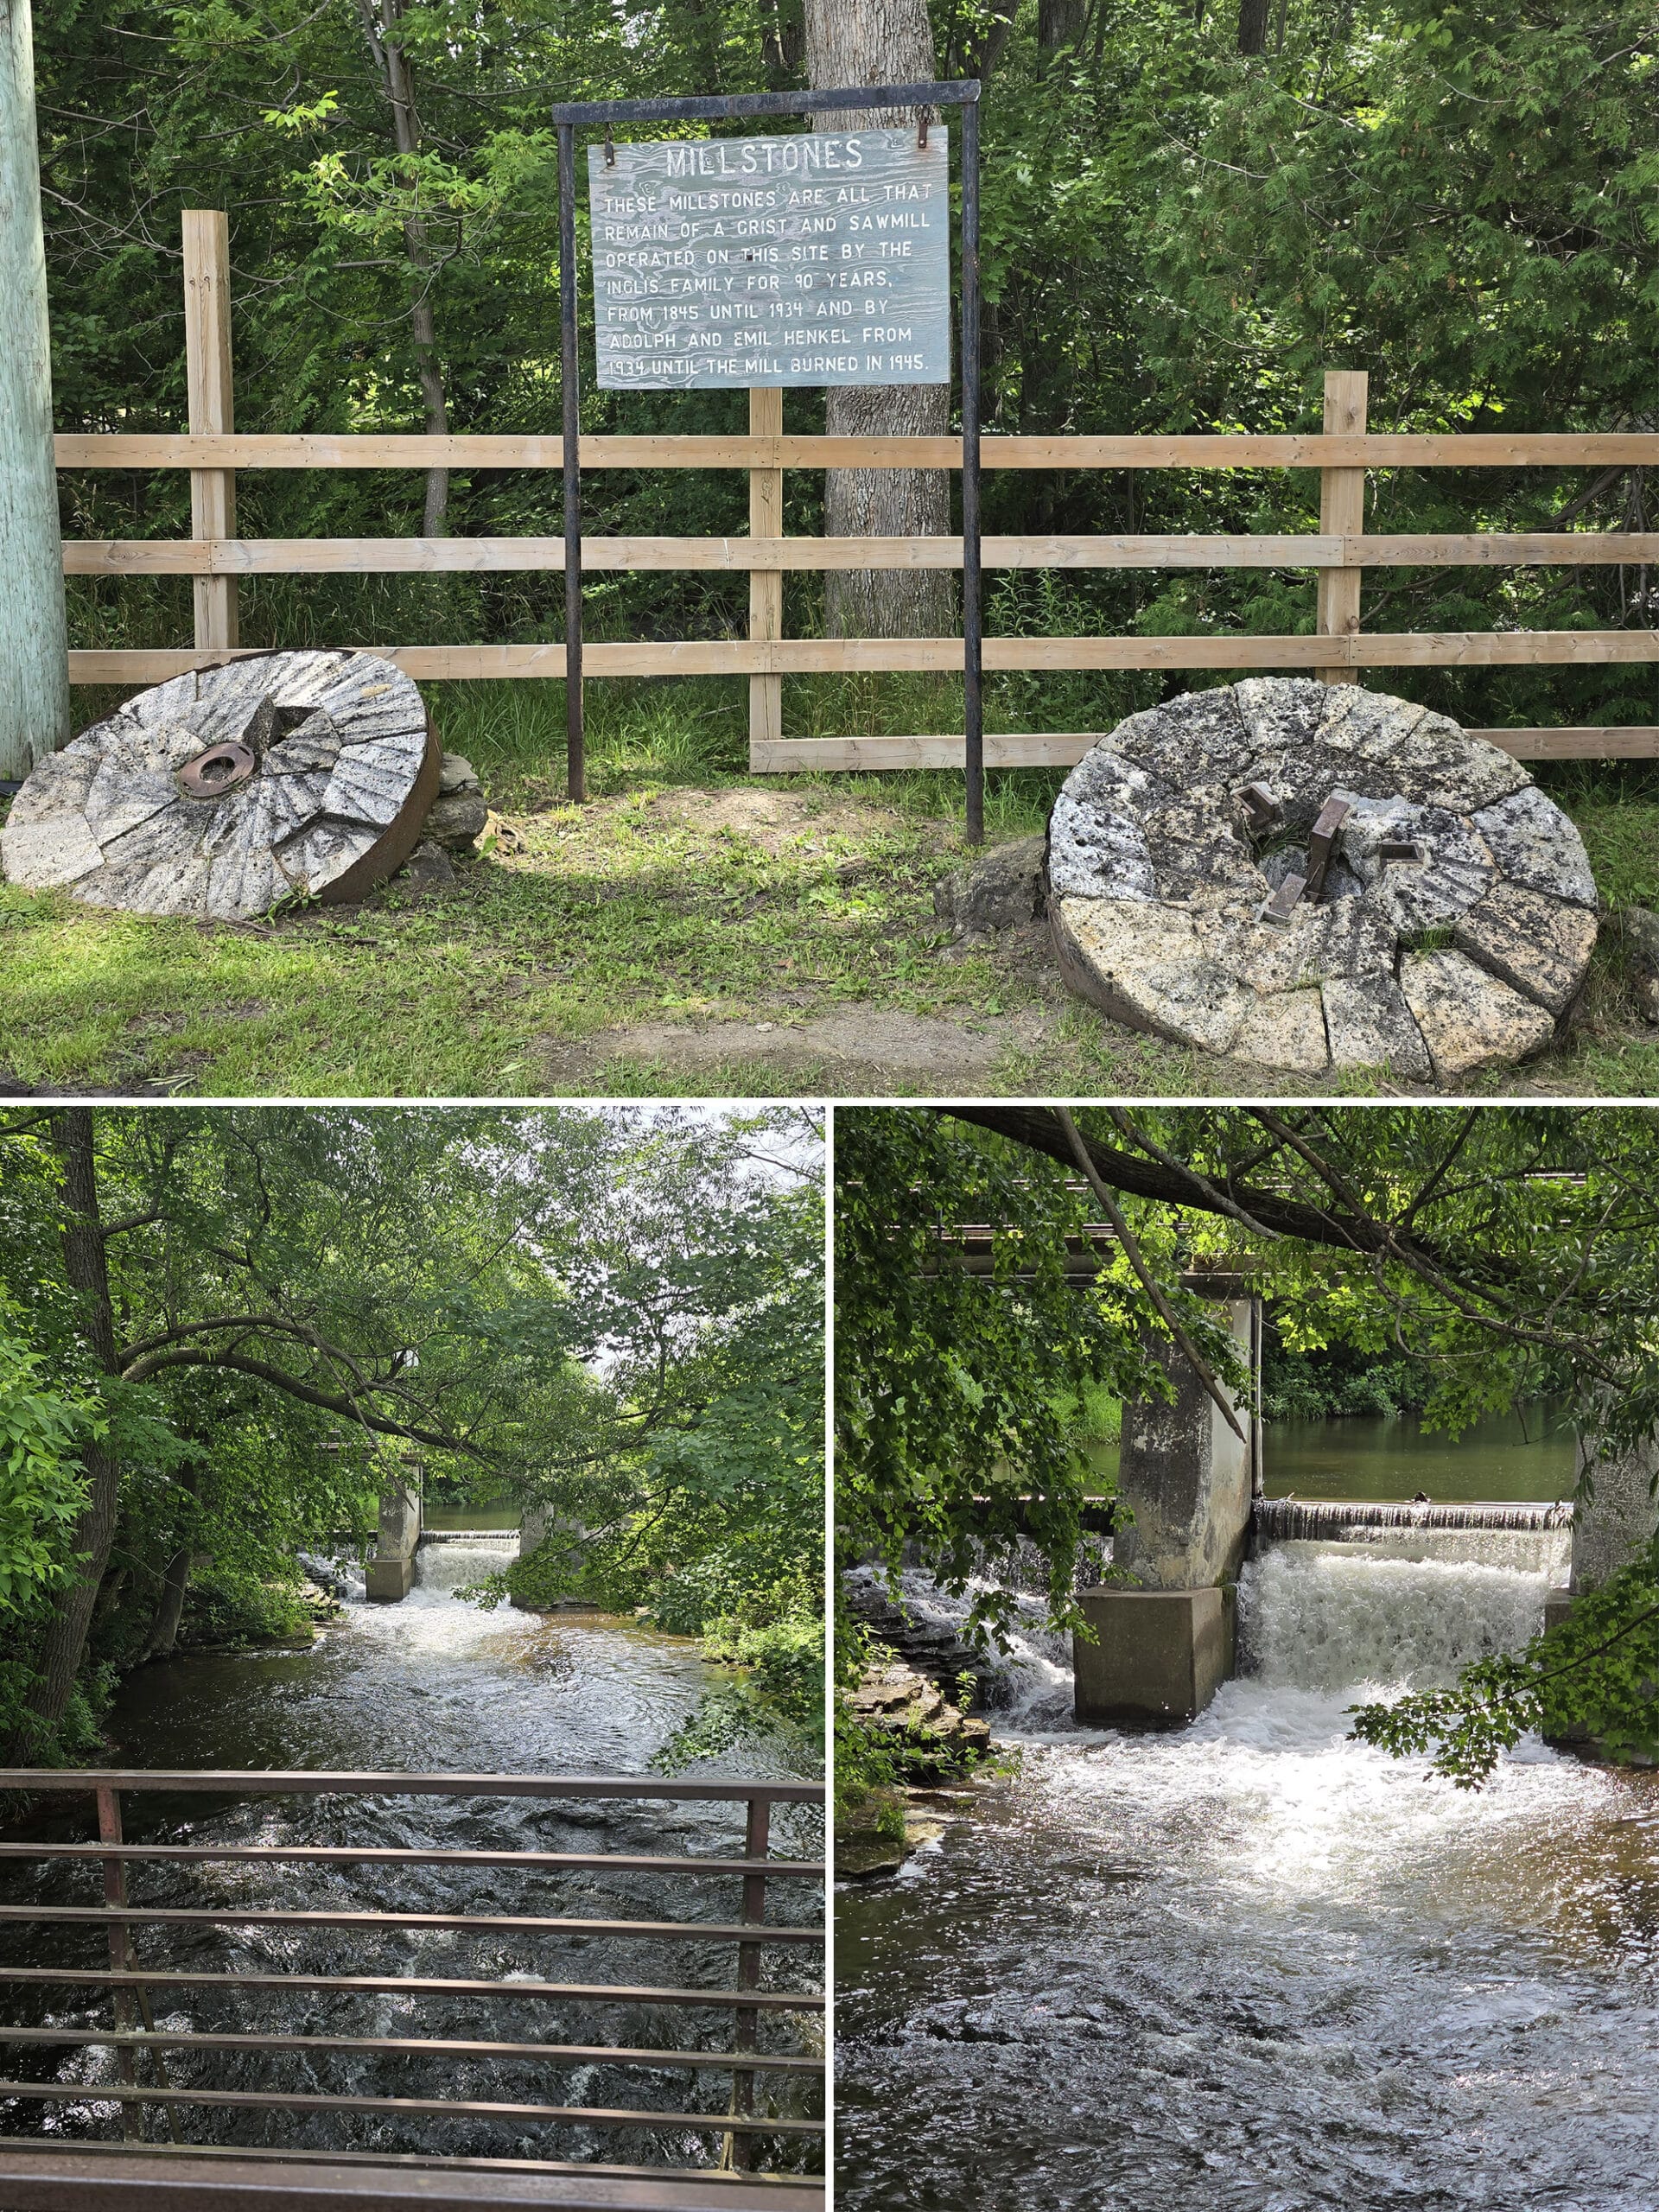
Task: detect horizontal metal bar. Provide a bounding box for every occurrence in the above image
[0,2142,827,2206]
[548,80,977,126]
[0,2028,821,2075]
[0,1906,819,1945]
[0,2082,823,2133]
[0,1770,823,1805]
[0,1968,823,2012]
[0,1844,821,1877]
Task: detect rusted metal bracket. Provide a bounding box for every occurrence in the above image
[1239,782,1281,835]
[1304,792,1352,900]
[1258,872,1306,927]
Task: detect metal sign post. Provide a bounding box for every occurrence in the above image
[551,78,983,836]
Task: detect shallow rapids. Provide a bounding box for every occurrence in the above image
[836,1549,1659,2209]
[0,1537,822,2171]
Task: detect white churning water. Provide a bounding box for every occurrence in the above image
[836,1545,1659,2211]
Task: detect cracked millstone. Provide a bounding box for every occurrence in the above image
[1046,678,1596,1077]
[1,651,437,921]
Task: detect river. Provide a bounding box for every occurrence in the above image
[836,1548,1659,2211]
[1080,1398,1578,1504]
[0,1537,823,2174]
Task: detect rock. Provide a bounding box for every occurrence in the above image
[395,840,455,898]
[1051,896,1249,1053]
[847,1655,992,1783]
[438,751,481,795]
[1400,949,1555,1081]
[423,787,490,851]
[1452,883,1599,1015]
[1621,906,1659,1022]
[0,652,436,920]
[1321,972,1432,1080]
[1471,785,1597,910]
[933,832,1048,936]
[1231,988,1329,1073]
[1109,686,1255,785]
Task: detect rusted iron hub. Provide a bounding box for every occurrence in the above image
[176,739,257,800]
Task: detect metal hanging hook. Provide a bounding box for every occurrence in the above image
[604,125,616,168]
[917,107,930,149]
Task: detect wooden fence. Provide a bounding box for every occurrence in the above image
[55,212,1659,773]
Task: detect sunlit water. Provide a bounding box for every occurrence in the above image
[0,1539,822,2171]
[836,1548,1659,2210]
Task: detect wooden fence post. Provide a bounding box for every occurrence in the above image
[747,389,784,761]
[0,0,71,775]
[1316,368,1368,684]
[182,211,238,653]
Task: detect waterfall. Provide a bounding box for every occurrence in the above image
[298,1549,365,1605]
[410,1535,517,1599]
[1237,1545,1547,1692]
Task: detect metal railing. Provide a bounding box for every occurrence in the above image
[0,1770,824,2202]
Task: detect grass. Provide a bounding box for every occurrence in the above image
[2,678,1657,1099]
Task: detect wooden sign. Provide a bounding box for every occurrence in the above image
[588,129,950,390]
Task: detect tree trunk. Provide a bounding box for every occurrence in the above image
[1238,0,1271,53]
[144,1549,192,1662]
[804,0,955,639]
[9,1110,123,1757]
[1039,0,1087,54]
[353,0,450,536]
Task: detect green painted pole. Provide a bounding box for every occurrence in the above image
[0,0,69,780]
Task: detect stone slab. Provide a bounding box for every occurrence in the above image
[1051,896,1249,1052]
[1452,880,1599,1014]
[1471,784,1597,909]
[1400,948,1555,1081]
[1321,970,1433,1079]
[1232,988,1330,1072]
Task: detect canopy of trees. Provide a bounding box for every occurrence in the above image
[836,1103,1659,1773]
[39,1,1659,734]
[0,1103,823,1767]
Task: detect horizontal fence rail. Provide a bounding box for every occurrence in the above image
[0,1770,824,2191]
[54,431,1659,469]
[49,225,1659,779]
[60,532,1659,575]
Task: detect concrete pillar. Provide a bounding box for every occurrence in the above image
[1073,1586,1236,1727]
[520,1504,548,1558]
[365,1477,421,1602]
[1568,1424,1658,1594]
[1111,1296,1255,1589]
[1075,1295,1255,1726]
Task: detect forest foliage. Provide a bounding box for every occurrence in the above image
[36,0,1659,738]
[0,1104,823,1770]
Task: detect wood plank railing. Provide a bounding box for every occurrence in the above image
[52,213,1659,772]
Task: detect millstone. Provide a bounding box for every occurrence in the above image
[0,652,438,921]
[1047,680,1597,1080]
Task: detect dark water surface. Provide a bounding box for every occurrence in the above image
[1081,1399,1578,1504]
[1264,1398,1577,1503]
[0,1539,822,2171]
